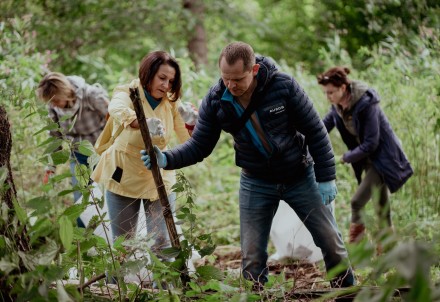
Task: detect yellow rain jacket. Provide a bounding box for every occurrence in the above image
[91,79,190,200]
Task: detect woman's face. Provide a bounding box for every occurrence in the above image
[321,83,346,105]
[149,64,176,99]
[50,96,70,108]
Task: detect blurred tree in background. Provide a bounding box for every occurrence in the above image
[1,0,438,79]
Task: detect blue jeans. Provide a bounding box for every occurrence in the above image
[239,165,355,287]
[106,190,176,258]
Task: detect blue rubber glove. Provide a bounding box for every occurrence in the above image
[140,145,167,170]
[317,180,337,205]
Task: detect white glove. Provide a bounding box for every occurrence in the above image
[146,118,165,137]
[177,102,199,127]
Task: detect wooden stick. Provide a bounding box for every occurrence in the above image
[129,87,189,285]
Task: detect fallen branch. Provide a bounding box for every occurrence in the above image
[79,273,107,291]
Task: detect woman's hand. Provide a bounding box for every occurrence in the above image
[130,118,165,137]
[178,102,199,129]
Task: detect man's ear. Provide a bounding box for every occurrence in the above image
[252,64,260,76]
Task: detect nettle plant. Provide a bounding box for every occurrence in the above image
[2,110,221,301]
[1,83,218,301]
[35,119,222,301]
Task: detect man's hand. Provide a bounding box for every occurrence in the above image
[317,180,338,205]
[43,170,54,184]
[140,145,167,170]
[178,101,199,130]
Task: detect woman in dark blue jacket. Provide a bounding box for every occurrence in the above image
[317,66,413,244]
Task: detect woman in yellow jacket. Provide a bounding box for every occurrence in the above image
[92,51,196,261]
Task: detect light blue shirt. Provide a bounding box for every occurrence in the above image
[221,89,271,158]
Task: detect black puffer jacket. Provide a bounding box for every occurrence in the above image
[164,56,335,183]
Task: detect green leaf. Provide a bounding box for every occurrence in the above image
[26,196,51,214]
[0,257,18,274]
[161,247,181,258]
[179,207,190,214]
[199,245,216,257]
[56,280,74,302]
[29,218,53,244]
[78,238,98,253]
[51,150,70,165]
[58,189,75,196]
[52,171,72,182]
[43,139,64,154]
[67,115,77,131]
[13,200,27,224]
[33,122,60,136]
[62,204,87,222]
[74,164,90,188]
[196,265,224,281]
[171,183,185,192]
[202,279,237,292]
[176,214,186,219]
[60,114,74,122]
[18,239,59,271]
[197,234,210,241]
[37,136,59,147]
[76,140,95,156]
[59,215,73,250]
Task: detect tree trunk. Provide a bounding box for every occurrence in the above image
[0,105,30,251]
[0,106,17,204]
[184,0,208,69]
[0,105,31,301]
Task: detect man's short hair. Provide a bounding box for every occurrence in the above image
[218,41,255,71]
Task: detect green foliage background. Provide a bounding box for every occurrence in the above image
[0,0,439,301]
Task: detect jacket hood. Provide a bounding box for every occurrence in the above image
[68,75,86,87]
[350,81,369,105]
[66,75,89,119]
[255,55,278,92]
[350,81,380,114]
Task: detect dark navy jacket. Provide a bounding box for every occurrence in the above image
[164,56,336,184]
[323,88,413,193]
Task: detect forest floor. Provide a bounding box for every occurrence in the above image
[211,245,327,290]
[80,245,333,301]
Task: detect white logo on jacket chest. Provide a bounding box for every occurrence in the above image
[269,105,285,114]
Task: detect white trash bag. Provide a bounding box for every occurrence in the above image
[269,200,335,263]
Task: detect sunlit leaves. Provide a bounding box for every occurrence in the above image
[18,239,58,271]
[196,265,223,281]
[76,140,95,157]
[59,215,73,251]
[12,199,27,225]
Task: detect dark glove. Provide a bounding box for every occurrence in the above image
[317,180,337,205]
[140,145,167,170]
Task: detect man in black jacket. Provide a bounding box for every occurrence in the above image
[141,41,355,289]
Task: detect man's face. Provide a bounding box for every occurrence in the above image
[219,57,259,97]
